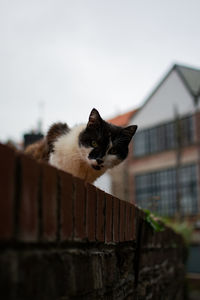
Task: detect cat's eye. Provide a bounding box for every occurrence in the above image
[91,140,98,148]
[109,148,117,155]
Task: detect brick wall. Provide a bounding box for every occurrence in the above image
[0,143,186,300]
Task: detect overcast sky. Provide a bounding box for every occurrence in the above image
[1,0,200,142]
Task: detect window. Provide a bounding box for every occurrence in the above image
[134,130,148,156]
[187,245,200,273]
[133,115,194,157]
[181,115,194,145]
[135,164,198,216]
[165,122,176,149]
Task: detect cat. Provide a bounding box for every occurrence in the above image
[25,108,137,183]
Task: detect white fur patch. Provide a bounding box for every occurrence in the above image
[49,124,85,172]
[49,124,122,183]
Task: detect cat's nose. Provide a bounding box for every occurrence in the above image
[96,158,103,165]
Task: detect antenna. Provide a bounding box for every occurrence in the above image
[38,101,45,133]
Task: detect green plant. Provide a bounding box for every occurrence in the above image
[162,218,193,245]
[144,209,165,232]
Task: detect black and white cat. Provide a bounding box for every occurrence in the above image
[25,108,137,183]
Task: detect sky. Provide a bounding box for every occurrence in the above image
[1,0,200,142]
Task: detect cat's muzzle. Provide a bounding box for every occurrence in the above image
[90,158,104,171]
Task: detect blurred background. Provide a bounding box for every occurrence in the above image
[1,0,200,298]
[1,0,200,143]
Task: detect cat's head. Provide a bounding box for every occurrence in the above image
[79,108,137,171]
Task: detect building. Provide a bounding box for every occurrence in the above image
[109,109,138,127]
[116,63,200,278]
[127,64,200,219]
[23,131,44,149]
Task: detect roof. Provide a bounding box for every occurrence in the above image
[108,109,138,126]
[130,63,200,122]
[108,64,200,127]
[175,64,200,96]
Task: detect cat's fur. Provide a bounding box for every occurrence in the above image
[25,108,137,183]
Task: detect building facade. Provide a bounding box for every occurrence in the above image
[127,64,200,220]
[109,64,200,279]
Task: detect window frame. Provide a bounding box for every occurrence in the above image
[135,164,198,217]
[133,114,195,158]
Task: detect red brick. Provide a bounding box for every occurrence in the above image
[42,163,57,241]
[134,206,141,240]
[129,204,135,240]
[86,183,97,241]
[0,144,16,240]
[96,189,105,242]
[19,154,40,241]
[74,177,86,240]
[124,203,135,241]
[105,193,113,243]
[113,197,119,242]
[119,200,126,242]
[125,203,130,241]
[59,170,74,241]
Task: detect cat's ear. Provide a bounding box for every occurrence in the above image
[87,108,102,128]
[123,125,138,141]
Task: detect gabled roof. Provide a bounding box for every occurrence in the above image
[175,64,200,96]
[131,63,200,122]
[109,64,200,127]
[108,109,138,126]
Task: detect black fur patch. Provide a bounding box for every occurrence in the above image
[47,122,69,153]
[79,108,137,162]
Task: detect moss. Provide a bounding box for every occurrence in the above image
[144,209,165,232]
[161,217,193,246]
